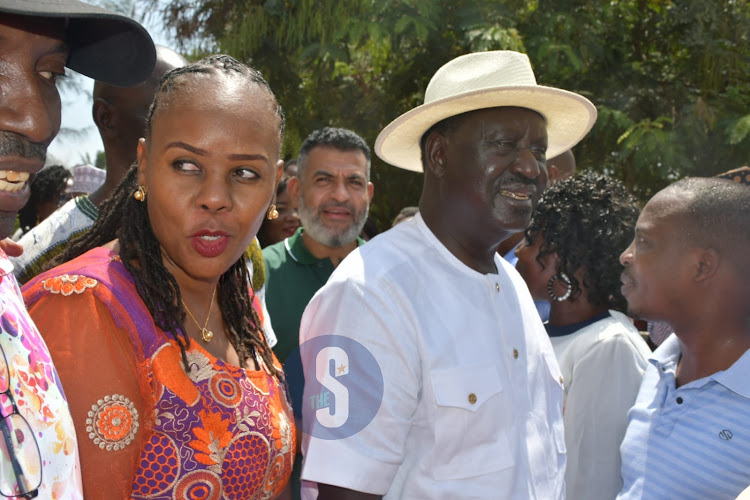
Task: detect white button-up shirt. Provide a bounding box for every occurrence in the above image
[300,213,565,499]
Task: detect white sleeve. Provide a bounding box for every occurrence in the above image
[563,333,649,500]
[299,274,419,495]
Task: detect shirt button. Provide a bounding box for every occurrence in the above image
[559,376,564,384]
[676,397,683,404]
[513,348,519,359]
[468,393,477,404]
[495,283,500,292]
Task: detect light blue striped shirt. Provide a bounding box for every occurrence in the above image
[618,334,750,500]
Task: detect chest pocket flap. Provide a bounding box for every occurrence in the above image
[431,363,502,412]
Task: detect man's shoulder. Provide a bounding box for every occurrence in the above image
[12,198,96,280]
[262,239,289,266]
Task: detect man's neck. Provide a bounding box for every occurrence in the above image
[420,210,505,275]
[496,232,523,258]
[300,230,358,268]
[87,157,131,208]
[674,324,750,387]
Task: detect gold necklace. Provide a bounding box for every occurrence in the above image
[182,287,217,342]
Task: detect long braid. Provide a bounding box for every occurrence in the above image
[50,165,139,268]
[51,55,285,381]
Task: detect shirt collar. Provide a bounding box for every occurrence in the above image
[650,333,750,399]
[284,227,365,265]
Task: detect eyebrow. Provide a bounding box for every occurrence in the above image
[312,170,366,180]
[165,141,268,162]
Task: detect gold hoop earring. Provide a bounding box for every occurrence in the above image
[267,204,279,220]
[134,186,147,202]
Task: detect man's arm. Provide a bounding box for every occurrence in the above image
[318,484,382,500]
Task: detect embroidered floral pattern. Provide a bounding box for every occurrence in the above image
[132,342,294,499]
[86,394,139,450]
[42,274,97,296]
[189,409,233,471]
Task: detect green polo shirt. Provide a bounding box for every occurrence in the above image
[263,227,365,363]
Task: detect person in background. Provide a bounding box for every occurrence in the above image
[12,45,186,284]
[284,157,299,178]
[617,177,750,500]
[391,205,418,227]
[257,177,301,248]
[62,163,105,199]
[0,0,155,497]
[515,172,651,500]
[263,126,373,500]
[14,164,71,238]
[299,50,596,500]
[23,55,295,499]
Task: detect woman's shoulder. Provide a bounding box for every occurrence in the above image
[22,246,134,306]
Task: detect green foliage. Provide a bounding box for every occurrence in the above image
[95,151,107,170]
[153,0,750,226]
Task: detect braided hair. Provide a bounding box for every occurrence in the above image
[525,172,640,311]
[55,55,285,380]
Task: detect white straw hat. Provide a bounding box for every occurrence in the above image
[375,51,597,172]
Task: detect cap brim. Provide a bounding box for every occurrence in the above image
[1,0,156,87]
[375,85,597,172]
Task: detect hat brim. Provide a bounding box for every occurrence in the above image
[375,85,597,172]
[1,0,156,87]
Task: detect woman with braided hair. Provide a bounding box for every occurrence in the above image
[514,172,651,500]
[22,55,295,499]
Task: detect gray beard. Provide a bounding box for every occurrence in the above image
[297,197,368,248]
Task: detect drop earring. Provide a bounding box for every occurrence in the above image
[134,186,147,202]
[267,204,279,220]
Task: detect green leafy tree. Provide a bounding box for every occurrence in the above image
[153,0,750,226]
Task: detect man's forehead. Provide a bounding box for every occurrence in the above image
[0,13,67,45]
[641,191,688,228]
[460,106,548,134]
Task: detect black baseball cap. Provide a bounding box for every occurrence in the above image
[0,0,156,87]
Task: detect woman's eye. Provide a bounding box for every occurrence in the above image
[235,168,258,180]
[174,160,200,172]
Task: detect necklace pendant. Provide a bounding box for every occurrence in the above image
[201,328,214,343]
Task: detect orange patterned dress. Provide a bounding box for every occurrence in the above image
[22,247,294,499]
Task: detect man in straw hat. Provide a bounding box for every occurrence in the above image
[298,50,596,499]
[0,1,154,497]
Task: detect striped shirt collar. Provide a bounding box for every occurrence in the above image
[651,334,750,399]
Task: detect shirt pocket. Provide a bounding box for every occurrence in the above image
[429,363,514,480]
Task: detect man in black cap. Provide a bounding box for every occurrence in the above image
[0,2,154,497]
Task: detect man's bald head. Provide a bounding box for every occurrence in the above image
[659,177,750,275]
[92,45,186,172]
[547,149,576,182]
